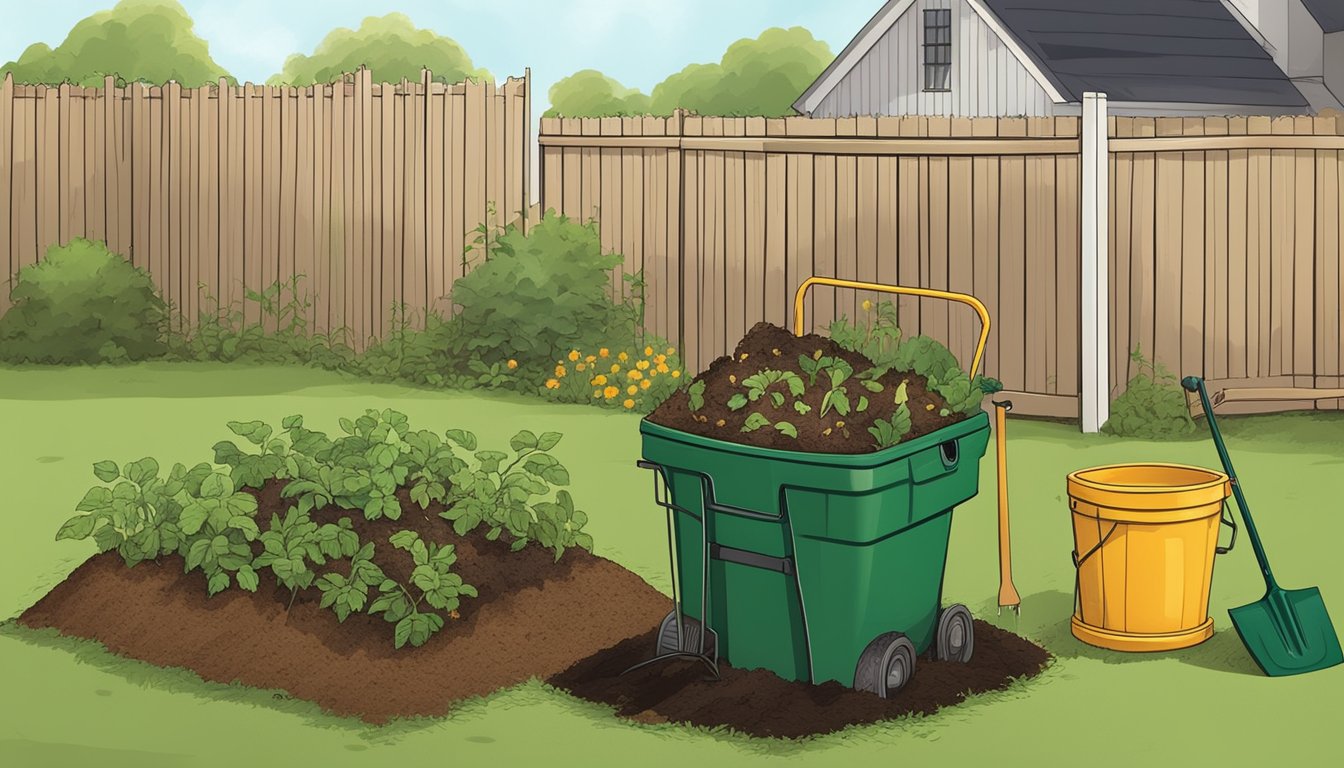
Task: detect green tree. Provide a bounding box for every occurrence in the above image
[545,70,650,117]
[0,0,231,87]
[650,27,832,116]
[270,13,489,86]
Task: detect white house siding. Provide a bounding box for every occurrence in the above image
[811,0,1057,118]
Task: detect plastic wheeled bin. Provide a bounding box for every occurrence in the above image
[634,278,994,697]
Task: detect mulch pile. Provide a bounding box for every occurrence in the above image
[647,322,963,453]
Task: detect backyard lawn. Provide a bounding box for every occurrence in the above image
[1,363,1341,767]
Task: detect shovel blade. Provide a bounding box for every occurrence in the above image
[1229,586,1344,676]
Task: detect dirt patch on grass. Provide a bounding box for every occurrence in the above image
[647,322,964,453]
[548,619,1051,739]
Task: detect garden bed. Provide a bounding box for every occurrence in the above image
[20,479,670,723]
[549,619,1050,739]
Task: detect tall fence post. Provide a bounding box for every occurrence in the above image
[1080,92,1110,433]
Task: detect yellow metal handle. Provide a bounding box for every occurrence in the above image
[791,277,991,380]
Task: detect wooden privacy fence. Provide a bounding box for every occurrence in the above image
[0,69,530,348]
[539,113,1344,417]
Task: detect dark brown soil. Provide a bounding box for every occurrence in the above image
[549,619,1051,739]
[648,322,966,453]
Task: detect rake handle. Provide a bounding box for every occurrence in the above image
[1182,376,1279,590]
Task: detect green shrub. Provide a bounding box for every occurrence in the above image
[1102,347,1196,438]
[0,239,168,363]
[449,211,627,367]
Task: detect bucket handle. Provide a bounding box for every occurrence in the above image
[1216,500,1238,555]
[791,277,991,380]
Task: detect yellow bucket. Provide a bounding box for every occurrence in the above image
[1066,463,1234,652]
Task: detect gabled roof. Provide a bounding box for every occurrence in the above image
[982,0,1307,107]
[795,0,1310,114]
[1302,0,1344,33]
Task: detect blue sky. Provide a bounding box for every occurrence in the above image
[0,0,881,113]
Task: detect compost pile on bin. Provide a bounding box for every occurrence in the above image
[648,322,986,453]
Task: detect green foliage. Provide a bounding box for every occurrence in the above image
[868,404,914,449]
[736,370,806,410]
[649,27,832,116]
[0,239,168,364]
[688,380,707,411]
[439,429,592,561]
[450,211,625,367]
[829,300,903,366]
[546,70,651,117]
[316,542,385,621]
[269,13,489,86]
[1102,346,1197,438]
[175,471,261,595]
[0,0,231,86]
[368,530,477,649]
[252,509,360,596]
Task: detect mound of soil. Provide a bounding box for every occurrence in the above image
[648,322,965,454]
[550,620,1050,739]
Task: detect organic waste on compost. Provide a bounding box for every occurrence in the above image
[647,322,995,453]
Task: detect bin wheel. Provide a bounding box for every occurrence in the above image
[854,632,917,698]
[656,611,716,657]
[936,604,975,662]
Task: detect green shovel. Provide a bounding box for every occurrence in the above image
[1182,376,1343,676]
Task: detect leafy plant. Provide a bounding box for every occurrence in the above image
[368,530,478,649]
[173,469,265,595]
[316,542,387,622]
[0,239,169,363]
[815,357,856,419]
[868,404,914,448]
[688,379,707,411]
[740,412,798,438]
[213,421,290,490]
[56,458,210,567]
[252,508,361,605]
[280,410,413,521]
[731,369,805,410]
[828,299,903,367]
[1101,346,1196,438]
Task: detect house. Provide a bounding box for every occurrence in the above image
[793,0,1344,118]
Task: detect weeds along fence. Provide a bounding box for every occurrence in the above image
[0,68,531,349]
[539,113,1344,417]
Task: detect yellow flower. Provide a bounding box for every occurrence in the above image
[604,386,620,399]
[545,378,560,390]
[655,354,666,364]
[593,390,602,398]
[555,364,567,378]
[592,374,607,386]
[610,363,620,374]
[506,359,518,369]
[640,379,651,390]
[623,398,636,409]
[599,348,610,358]
[649,369,659,378]
[862,299,873,312]
[644,346,654,357]
[618,351,629,362]
[636,360,650,370]
[576,363,586,372]
[657,363,670,374]
[671,370,681,378]
[627,384,639,395]
[585,355,596,363]
[568,350,580,362]
[628,369,643,381]
[666,346,676,356]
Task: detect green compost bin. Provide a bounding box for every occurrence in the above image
[639,410,991,689]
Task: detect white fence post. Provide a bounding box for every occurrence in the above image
[1080,92,1110,433]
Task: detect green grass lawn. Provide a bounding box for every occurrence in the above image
[1,363,1342,767]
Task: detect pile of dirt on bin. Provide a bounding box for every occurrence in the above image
[647,322,968,453]
[549,618,1051,739]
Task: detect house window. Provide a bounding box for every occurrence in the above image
[923,8,952,92]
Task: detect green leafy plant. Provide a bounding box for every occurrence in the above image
[280,410,413,521]
[740,412,798,438]
[688,379,707,411]
[815,358,855,419]
[212,421,290,490]
[368,530,478,649]
[56,458,210,566]
[730,369,805,411]
[828,299,903,367]
[1101,346,1196,438]
[252,508,360,605]
[315,542,387,622]
[174,469,265,595]
[0,239,169,363]
[868,404,914,448]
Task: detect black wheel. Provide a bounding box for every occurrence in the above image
[655,611,716,657]
[853,632,917,698]
[935,604,974,662]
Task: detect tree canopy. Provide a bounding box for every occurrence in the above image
[0,0,231,87]
[650,27,832,117]
[269,13,489,86]
[545,70,650,117]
